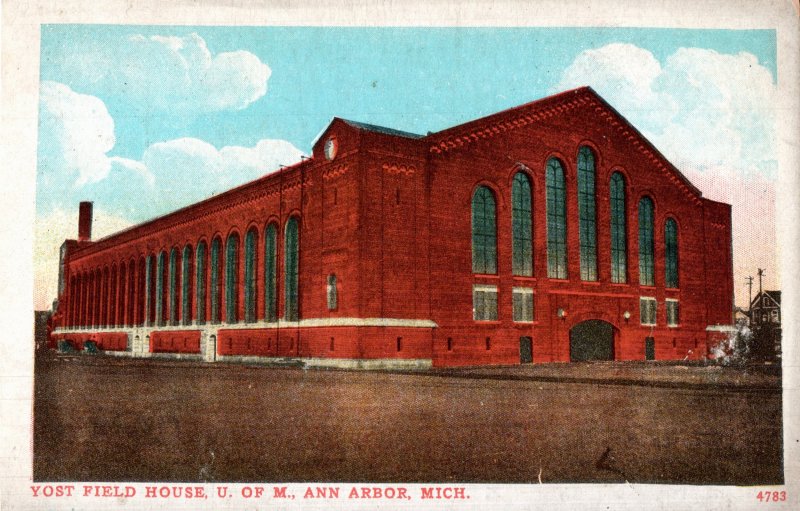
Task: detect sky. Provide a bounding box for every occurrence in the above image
[34,25,778,310]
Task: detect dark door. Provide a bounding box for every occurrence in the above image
[645,337,655,360]
[519,336,533,364]
[570,320,614,362]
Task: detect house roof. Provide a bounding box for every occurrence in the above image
[752,290,781,308]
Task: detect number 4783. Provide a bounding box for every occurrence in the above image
[756,490,787,502]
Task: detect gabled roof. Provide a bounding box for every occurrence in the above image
[340,119,423,139]
[425,86,703,202]
[752,290,781,308]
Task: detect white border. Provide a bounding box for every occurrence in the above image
[1,1,798,510]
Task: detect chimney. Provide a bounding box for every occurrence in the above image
[78,201,93,241]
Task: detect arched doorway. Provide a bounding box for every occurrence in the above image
[569,320,615,362]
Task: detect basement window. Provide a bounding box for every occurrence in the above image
[473,285,498,321]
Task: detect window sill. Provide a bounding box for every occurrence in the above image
[474,320,501,325]
[473,273,500,278]
[640,323,657,327]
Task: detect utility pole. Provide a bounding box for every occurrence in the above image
[756,268,766,324]
[745,276,754,321]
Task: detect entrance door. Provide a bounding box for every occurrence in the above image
[645,337,655,360]
[569,320,614,362]
[519,336,533,364]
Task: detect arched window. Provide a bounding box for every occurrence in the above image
[577,147,597,281]
[156,251,166,326]
[665,218,679,288]
[638,197,655,286]
[609,172,627,283]
[225,233,240,324]
[210,238,221,324]
[285,217,299,321]
[117,263,125,327]
[512,172,533,276]
[546,158,567,279]
[94,269,102,327]
[471,186,497,274]
[182,245,193,325]
[101,267,109,327]
[148,256,157,325]
[127,260,135,327]
[137,258,146,326]
[264,224,278,322]
[196,241,207,325]
[168,248,179,325]
[109,265,117,327]
[244,228,258,323]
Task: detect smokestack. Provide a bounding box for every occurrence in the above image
[78,201,93,241]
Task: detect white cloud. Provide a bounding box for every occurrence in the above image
[34,208,134,310]
[556,44,779,303]
[38,81,117,187]
[64,32,270,113]
[555,44,776,174]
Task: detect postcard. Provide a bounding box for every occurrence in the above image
[1,0,798,510]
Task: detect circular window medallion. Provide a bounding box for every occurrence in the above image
[324,137,338,160]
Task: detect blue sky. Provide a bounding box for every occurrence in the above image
[34,25,778,308]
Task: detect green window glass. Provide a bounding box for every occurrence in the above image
[546,158,567,279]
[665,218,679,288]
[285,217,299,321]
[512,172,533,276]
[578,147,597,281]
[155,252,165,326]
[182,245,193,325]
[168,248,178,325]
[264,224,278,322]
[244,228,258,323]
[471,186,497,274]
[195,242,207,325]
[638,197,655,286]
[210,238,221,324]
[226,233,240,324]
[610,172,627,283]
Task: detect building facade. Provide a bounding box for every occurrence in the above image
[49,87,734,367]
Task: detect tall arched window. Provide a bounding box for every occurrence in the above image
[546,158,567,279]
[196,241,207,325]
[210,238,221,324]
[225,233,240,324]
[264,224,278,322]
[127,260,135,326]
[101,267,109,327]
[512,172,533,276]
[156,251,166,326]
[472,186,497,274]
[577,147,597,281]
[665,218,679,288]
[148,256,157,325]
[117,263,125,327]
[610,172,627,283]
[137,258,146,326]
[109,265,117,327]
[285,217,299,321]
[244,228,258,323]
[182,245,193,325]
[638,197,655,286]
[168,248,179,325]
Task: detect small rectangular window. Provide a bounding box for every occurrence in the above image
[396,337,402,352]
[640,297,657,326]
[330,337,335,351]
[512,287,534,322]
[666,299,679,327]
[327,274,337,311]
[485,337,491,350]
[447,337,453,351]
[473,285,498,321]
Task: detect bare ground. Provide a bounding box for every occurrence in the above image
[33,355,783,484]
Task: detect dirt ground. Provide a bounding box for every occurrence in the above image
[33,355,783,484]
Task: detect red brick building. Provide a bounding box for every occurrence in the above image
[49,87,734,367]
